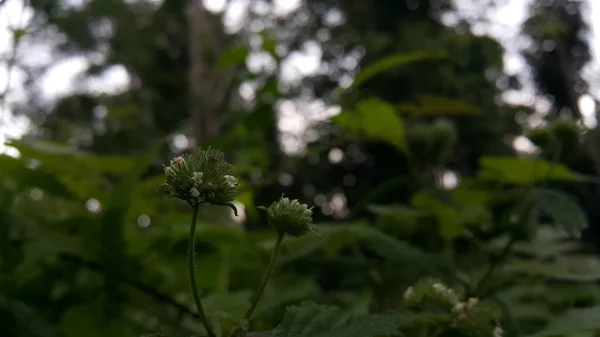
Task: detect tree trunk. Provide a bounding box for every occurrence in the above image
[187,0,228,144]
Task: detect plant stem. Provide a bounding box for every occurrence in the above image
[244,232,285,322]
[473,234,517,297]
[188,204,216,337]
[473,188,534,298]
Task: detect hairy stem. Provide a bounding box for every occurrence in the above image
[188,204,216,337]
[245,232,285,321]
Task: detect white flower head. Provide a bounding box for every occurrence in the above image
[224,175,238,188]
[190,187,200,198]
[432,283,446,293]
[466,297,479,308]
[446,290,459,305]
[452,302,466,312]
[493,326,504,337]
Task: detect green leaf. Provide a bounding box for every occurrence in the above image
[477,156,576,184]
[251,301,446,337]
[397,95,482,116]
[217,44,249,69]
[510,226,583,258]
[532,188,588,238]
[334,98,405,150]
[411,191,464,239]
[503,256,600,282]
[357,98,405,149]
[60,303,135,337]
[0,155,76,199]
[351,51,446,90]
[255,275,318,318]
[0,295,58,337]
[6,138,135,175]
[258,223,452,279]
[410,189,492,239]
[97,141,163,303]
[203,291,251,320]
[349,225,454,277]
[332,111,362,133]
[529,306,600,337]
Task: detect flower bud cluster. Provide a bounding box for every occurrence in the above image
[258,196,317,237]
[403,279,460,311]
[162,148,238,206]
[403,278,503,337]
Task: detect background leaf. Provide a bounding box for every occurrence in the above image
[533,188,588,238]
[477,157,576,184]
[529,306,600,337]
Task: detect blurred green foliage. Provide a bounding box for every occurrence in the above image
[3,0,600,336]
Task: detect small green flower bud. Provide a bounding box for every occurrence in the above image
[404,279,502,337]
[258,196,317,237]
[428,118,457,161]
[549,117,581,148]
[164,166,176,178]
[406,122,432,155]
[162,147,238,212]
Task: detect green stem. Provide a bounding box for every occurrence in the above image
[472,234,517,297]
[473,143,563,298]
[188,205,216,337]
[244,232,285,322]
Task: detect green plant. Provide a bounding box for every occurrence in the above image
[156,147,511,337]
[161,148,327,337]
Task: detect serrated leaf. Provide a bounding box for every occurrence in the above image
[349,225,454,278]
[529,306,600,337]
[251,301,446,337]
[477,156,576,184]
[311,313,447,337]
[533,188,588,238]
[334,98,405,150]
[258,223,451,279]
[503,255,600,282]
